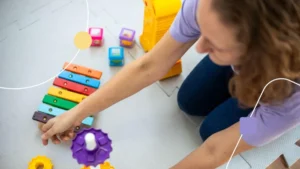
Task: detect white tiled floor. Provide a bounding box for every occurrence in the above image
[0,0,298,169]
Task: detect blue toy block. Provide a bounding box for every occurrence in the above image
[58,70,100,89]
[108,47,124,66]
[38,103,94,126]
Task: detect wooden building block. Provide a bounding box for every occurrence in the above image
[42,94,77,110]
[47,86,87,103]
[53,77,96,96]
[296,139,300,147]
[266,154,289,169]
[38,103,94,126]
[59,70,100,89]
[63,62,102,79]
[290,159,300,169]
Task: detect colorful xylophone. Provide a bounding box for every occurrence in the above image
[32,62,102,131]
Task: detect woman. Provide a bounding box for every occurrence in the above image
[39,0,300,168]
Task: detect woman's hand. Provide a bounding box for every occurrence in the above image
[39,109,83,145]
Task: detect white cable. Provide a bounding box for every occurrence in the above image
[225,78,300,169]
[0,0,90,90]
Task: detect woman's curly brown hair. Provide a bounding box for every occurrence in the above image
[212,0,300,107]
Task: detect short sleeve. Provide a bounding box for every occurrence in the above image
[170,0,201,43]
[240,91,300,147]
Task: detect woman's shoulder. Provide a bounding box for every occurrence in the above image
[170,0,201,43]
[241,85,300,147]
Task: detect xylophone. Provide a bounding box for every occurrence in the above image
[31,62,114,168]
[32,62,102,130]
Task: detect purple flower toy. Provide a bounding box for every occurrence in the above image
[71,128,113,167]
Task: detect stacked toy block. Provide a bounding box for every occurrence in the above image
[88,26,136,67]
[119,28,136,48]
[89,27,104,46]
[140,0,182,52]
[32,62,102,131]
[161,60,182,80]
[108,47,124,66]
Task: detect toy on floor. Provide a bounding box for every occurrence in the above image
[28,156,53,169]
[32,111,84,133]
[119,28,136,48]
[100,161,115,169]
[108,47,124,66]
[89,27,104,46]
[160,60,182,80]
[71,128,113,167]
[32,62,103,130]
[140,0,182,52]
[81,161,115,169]
[63,62,103,79]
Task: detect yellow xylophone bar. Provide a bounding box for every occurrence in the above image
[47,86,87,103]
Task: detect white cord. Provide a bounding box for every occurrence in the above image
[225,78,300,169]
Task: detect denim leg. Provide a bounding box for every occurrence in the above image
[199,98,253,141]
[177,55,234,116]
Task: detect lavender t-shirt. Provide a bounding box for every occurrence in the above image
[170,0,300,147]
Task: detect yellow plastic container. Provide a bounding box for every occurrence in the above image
[160,60,182,80]
[140,0,182,52]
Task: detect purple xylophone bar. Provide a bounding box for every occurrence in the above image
[32,111,87,133]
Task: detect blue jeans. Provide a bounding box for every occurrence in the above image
[177,55,252,141]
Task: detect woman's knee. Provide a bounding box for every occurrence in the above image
[199,119,217,141]
[177,86,197,116]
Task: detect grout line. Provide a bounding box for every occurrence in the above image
[0,20,18,31]
[239,154,252,169]
[18,19,40,31]
[155,82,172,96]
[30,1,51,14]
[89,9,98,17]
[0,37,7,43]
[169,86,179,97]
[126,50,137,61]
[101,8,119,25]
[51,0,73,13]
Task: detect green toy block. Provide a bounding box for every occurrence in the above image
[42,94,77,110]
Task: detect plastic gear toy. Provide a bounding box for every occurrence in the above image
[80,161,115,169]
[28,156,53,169]
[71,128,113,167]
[100,161,115,169]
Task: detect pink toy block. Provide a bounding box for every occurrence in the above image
[88,27,104,46]
[119,28,135,48]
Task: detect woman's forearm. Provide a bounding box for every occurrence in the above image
[74,55,162,118]
[171,142,216,169]
[171,123,254,169]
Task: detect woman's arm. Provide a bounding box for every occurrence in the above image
[74,31,196,119]
[171,122,254,169]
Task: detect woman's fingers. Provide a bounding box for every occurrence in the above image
[68,131,75,139]
[59,132,70,141]
[42,138,48,145]
[41,119,55,133]
[51,135,61,144]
